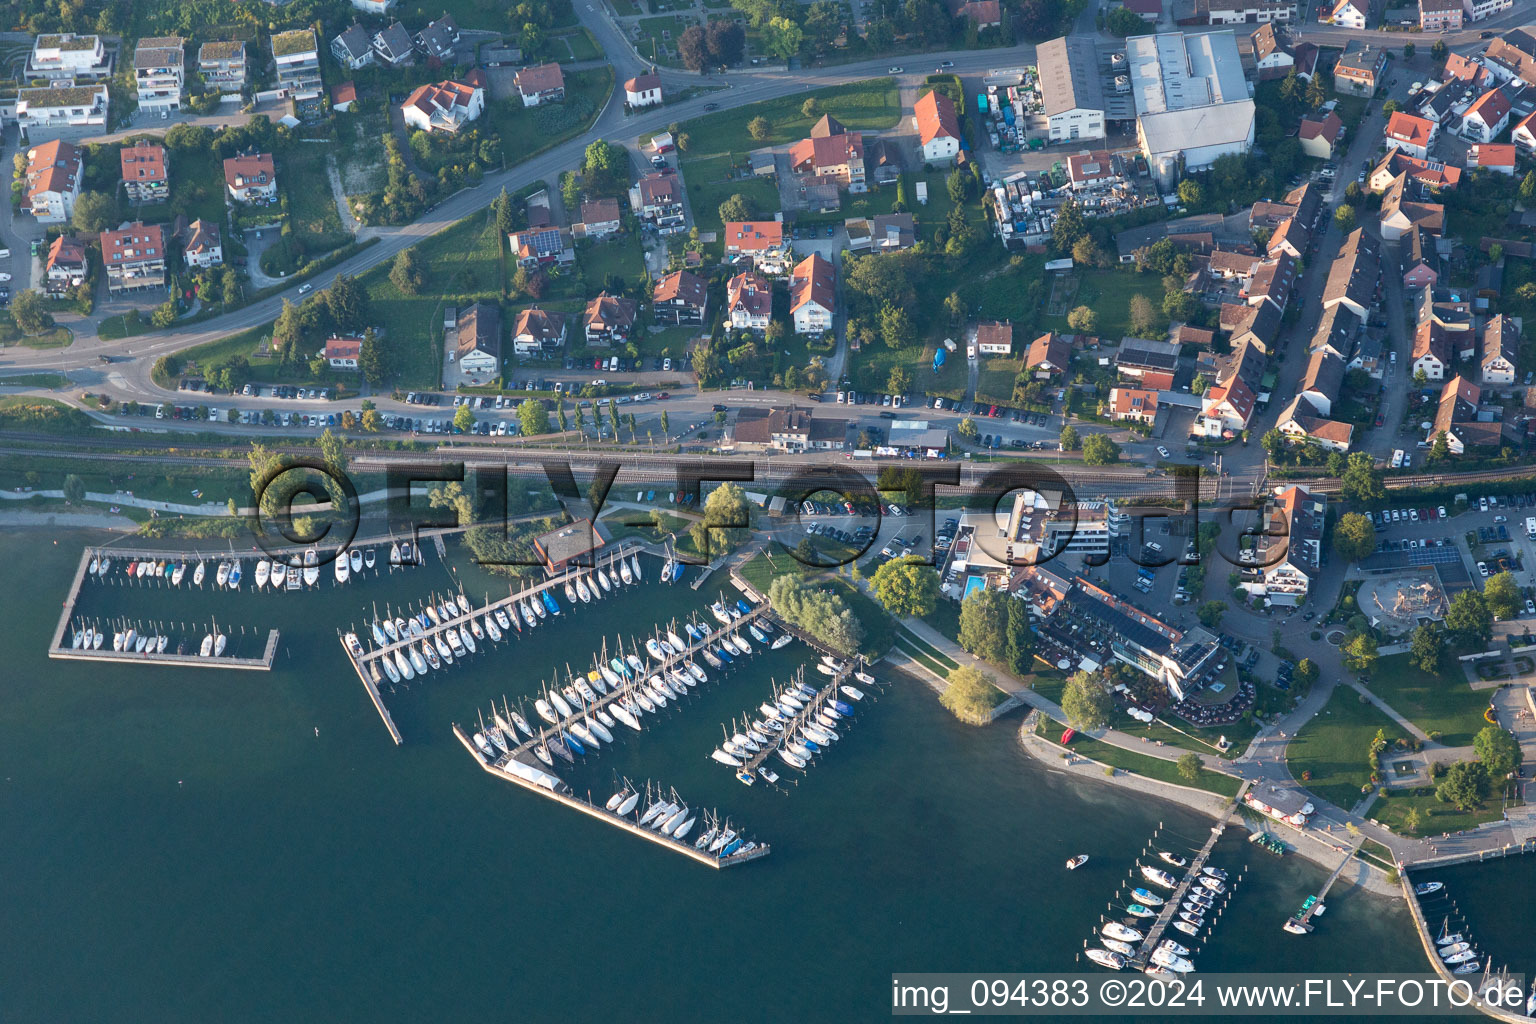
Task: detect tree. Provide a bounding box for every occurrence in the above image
[359,328,384,386]
[428,480,475,524]
[1296,658,1320,688]
[706,18,745,65]
[957,416,979,440]
[768,574,864,657]
[1004,597,1034,675]
[1062,671,1114,731]
[1197,600,1226,627]
[62,474,86,504]
[390,248,425,295]
[1340,451,1386,503]
[887,365,911,396]
[677,24,709,70]
[1382,99,1400,115]
[718,192,757,223]
[325,274,367,331]
[870,555,940,617]
[747,116,772,141]
[1428,431,1450,462]
[1521,170,1536,202]
[1071,234,1104,268]
[1176,752,1202,781]
[958,588,1009,663]
[492,187,514,237]
[1334,204,1356,231]
[1059,424,1079,451]
[1431,39,1447,62]
[1177,179,1204,207]
[1403,42,1415,58]
[1128,293,1157,336]
[762,16,803,60]
[939,665,1003,722]
[71,190,114,232]
[1436,760,1489,810]
[1484,570,1521,620]
[1081,433,1121,466]
[1445,589,1493,647]
[1106,4,1146,34]
[1066,306,1097,333]
[946,168,968,202]
[1333,512,1376,561]
[1474,724,1521,778]
[10,290,53,335]
[150,300,177,327]
[877,303,916,349]
[361,408,382,432]
[1342,631,1379,674]
[1409,622,1444,673]
[453,403,475,433]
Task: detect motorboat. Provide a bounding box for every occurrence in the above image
[1132,888,1165,906]
[1141,865,1178,888]
[445,629,466,659]
[1178,911,1204,927]
[301,548,318,586]
[1102,922,1143,943]
[1086,949,1126,971]
[400,542,415,565]
[348,548,362,575]
[1197,877,1226,895]
[1173,921,1200,937]
[495,608,512,632]
[216,562,230,587]
[1414,882,1444,896]
[1126,904,1156,919]
[255,560,270,589]
[1202,866,1228,881]
[364,549,375,570]
[758,766,779,784]
[1101,938,1136,957]
[1151,949,1193,974]
[286,562,300,588]
[1452,962,1480,975]
[840,685,865,701]
[771,634,793,650]
[1159,939,1189,957]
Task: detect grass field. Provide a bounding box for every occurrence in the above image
[0,316,73,349]
[1287,687,1403,811]
[135,144,227,231]
[636,15,693,65]
[482,68,613,170]
[1373,782,1517,837]
[598,507,689,543]
[282,144,352,255]
[0,372,69,389]
[1363,654,1489,747]
[552,28,602,62]
[1039,268,1165,341]
[1038,716,1242,798]
[975,355,1021,405]
[829,577,894,659]
[679,154,782,238]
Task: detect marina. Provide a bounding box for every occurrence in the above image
[1282,838,1363,935]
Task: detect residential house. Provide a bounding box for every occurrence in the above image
[510,307,567,356]
[1461,88,1512,143]
[582,292,638,346]
[948,0,1003,26]
[1367,148,1462,192]
[1066,150,1126,189]
[1321,228,1379,318]
[43,235,88,294]
[1267,216,1308,260]
[1419,0,1462,31]
[1299,348,1346,416]
[1329,0,1368,29]
[1277,394,1354,450]
[1230,301,1283,355]
[1250,24,1300,80]
[120,142,168,204]
[1025,330,1071,377]
[726,272,773,332]
[27,33,111,81]
[1033,35,1107,143]
[1417,288,1475,359]
[723,221,790,274]
[1178,325,1216,348]
[1246,252,1297,312]
[728,406,847,453]
[1514,110,1536,155]
[1246,485,1327,604]
[1208,249,1260,280]
[1308,303,1359,358]
[1402,226,1440,289]
[1413,321,1451,381]
[977,321,1016,357]
[623,71,662,108]
[1462,0,1512,20]
[1379,172,1445,241]
[1483,28,1536,87]
[1195,339,1264,436]
[532,520,604,576]
[1108,388,1159,425]
[789,115,882,193]
[629,169,685,229]
[133,36,184,113]
[789,253,836,335]
[101,221,167,293]
[197,41,247,91]
[1333,42,1386,94]
[1249,182,1323,231]
[1481,315,1517,384]
[454,302,501,376]
[1383,111,1437,159]
[401,78,484,133]
[507,227,575,268]
[23,139,81,223]
[652,270,708,327]
[414,15,461,63]
[1467,143,1518,174]
[1116,337,1180,390]
[1432,374,1504,453]
[323,336,363,370]
[1348,332,1385,379]
[15,84,109,142]
[270,29,322,97]
[371,21,415,67]
[1200,0,1297,23]
[515,63,565,106]
[331,25,375,70]
[179,218,223,269]
[576,198,622,239]
[844,213,915,252]
[914,90,961,165]
[223,151,276,204]
[1298,110,1344,159]
[331,82,358,112]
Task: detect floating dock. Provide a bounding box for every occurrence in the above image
[50,548,280,670]
[452,724,769,869]
[736,661,856,777]
[1285,837,1364,934]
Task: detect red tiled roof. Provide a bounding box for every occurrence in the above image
[1384,111,1434,148]
[724,221,784,251]
[223,151,274,189]
[789,253,836,315]
[100,222,166,267]
[515,62,564,95]
[119,142,166,183]
[1469,143,1517,167]
[914,90,960,146]
[1466,87,1511,126]
[653,269,706,306]
[1299,110,1343,143]
[324,336,363,359]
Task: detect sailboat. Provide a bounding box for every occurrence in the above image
[619,558,634,585]
[216,562,230,587]
[631,553,642,581]
[171,562,186,586]
[389,542,401,567]
[193,560,205,586]
[227,560,242,589]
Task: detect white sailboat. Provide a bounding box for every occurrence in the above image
[192,560,205,586]
[215,562,230,587]
[631,554,643,581]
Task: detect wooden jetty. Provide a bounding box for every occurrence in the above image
[1130,781,1251,967]
[736,662,853,776]
[452,724,770,869]
[50,547,280,670]
[1286,837,1365,934]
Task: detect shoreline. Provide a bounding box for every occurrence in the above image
[1015,717,1402,899]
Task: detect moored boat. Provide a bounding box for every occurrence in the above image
[1086,949,1126,971]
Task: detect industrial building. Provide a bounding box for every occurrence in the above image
[1124,29,1255,187]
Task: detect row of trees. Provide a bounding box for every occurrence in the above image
[767,574,865,657]
[956,587,1035,676]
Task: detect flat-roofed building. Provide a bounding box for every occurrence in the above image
[1126,30,1255,188]
[133,36,184,113]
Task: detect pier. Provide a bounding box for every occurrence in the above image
[736,662,854,777]
[1130,781,1250,968]
[1287,837,1364,933]
[50,548,280,670]
[452,724,770,869]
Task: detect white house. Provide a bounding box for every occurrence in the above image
[270,29,322,97]
[23,139,81,224]
[1329,0,1368,28]
[323,336,364,370]
[27,33,111,80]
[223,151,277,204]
[1033,36,1106,143]
[331,26,375,70]
[727,272,773,333]
[401,79,484,134]
[623,71,662,109]
[789,253,836,335]
[133,36,184,113]
[1460,88,1511,143]
[16,84,109,142]
[1513,111,1536,156]
[454,303,501,376]
[180,218,223,269]
[914,91,961,165]
[1462,0,1513,20]
[197,41,246,91]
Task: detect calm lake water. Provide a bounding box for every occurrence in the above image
[0,531,1451,1022]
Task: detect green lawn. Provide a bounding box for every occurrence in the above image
[680,154,782,237]
[961,255,1049,327]
[921,600,961,644]
[1288,687,1403,811]
[357,211,506,387]
[829,577,894,659]
[0,316,73,349]
[1039,716,1242,798]
[334,102,391,198]
[598,507,689,543]
[636,15,694,66]
[553,28,602,62]
[1039,268,1166,341]
[896,637,953,679]
[738,546,815,593]
[0,372,68,388]
[135,143,227,230]
[1363,655,1489,748]
[1373,781,1518,837]
[572,233,647,293]
[975,355,1021,406]
[482,68,614,169]
[281,144,352,255]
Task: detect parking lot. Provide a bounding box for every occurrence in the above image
[1364,492,1536,611]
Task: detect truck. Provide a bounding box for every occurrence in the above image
[977,93,989,114]
[1525,517,1536,540]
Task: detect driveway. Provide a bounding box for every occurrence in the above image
[243,228,290,290]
